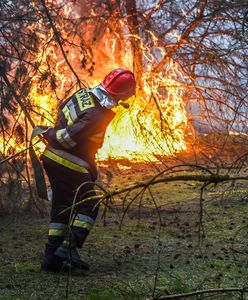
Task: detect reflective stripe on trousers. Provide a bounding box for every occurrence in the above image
[48,222,68,236]
[70,213,95,231]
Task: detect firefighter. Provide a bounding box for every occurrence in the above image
[41,68,136,272]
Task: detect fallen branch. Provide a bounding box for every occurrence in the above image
[58,172,248,216]
[153,286,248,299]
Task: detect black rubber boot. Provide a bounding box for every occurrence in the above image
[41,243,67,273]
[54,243,89,270]
[41,235,68,273]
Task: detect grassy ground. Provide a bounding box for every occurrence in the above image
[0,164,247,300]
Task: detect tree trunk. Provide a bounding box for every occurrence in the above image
[124,0,143,97]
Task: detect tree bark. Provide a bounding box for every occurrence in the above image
[124,0,143,96]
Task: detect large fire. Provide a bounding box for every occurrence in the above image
[0,3,189,162]
[97,61,188,161]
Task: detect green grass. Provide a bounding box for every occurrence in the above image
[0,172,247,300]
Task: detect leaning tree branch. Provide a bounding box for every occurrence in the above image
[0,139,42,165]
[0,68,35,128]
[39,0,83,88]
[152,286,248,300]
[58,172,248,217]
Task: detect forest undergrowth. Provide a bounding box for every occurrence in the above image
[0,163,247,300]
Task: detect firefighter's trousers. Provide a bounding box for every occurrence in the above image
[43,159,99,252]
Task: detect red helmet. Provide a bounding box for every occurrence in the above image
[101,68,136,101]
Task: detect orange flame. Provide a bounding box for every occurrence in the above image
[0,5,189,162]
[97,60,188,161]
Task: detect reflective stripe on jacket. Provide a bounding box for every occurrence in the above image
[42,146,90,174]
[42,88,115,179]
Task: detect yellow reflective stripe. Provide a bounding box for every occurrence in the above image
[75,89,95,111]
[43,149,89,174]
[62,105,73,125]
[56,130,71,149]
[60,128,77,148]
[49,222,68,230]
[71,220,93,230]
[48,229,65,236]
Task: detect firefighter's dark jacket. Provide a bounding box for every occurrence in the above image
[41,88,115,180]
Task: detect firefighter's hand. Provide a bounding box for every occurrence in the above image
[31,126,50,141]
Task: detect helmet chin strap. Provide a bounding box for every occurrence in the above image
[91,85,116,109]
